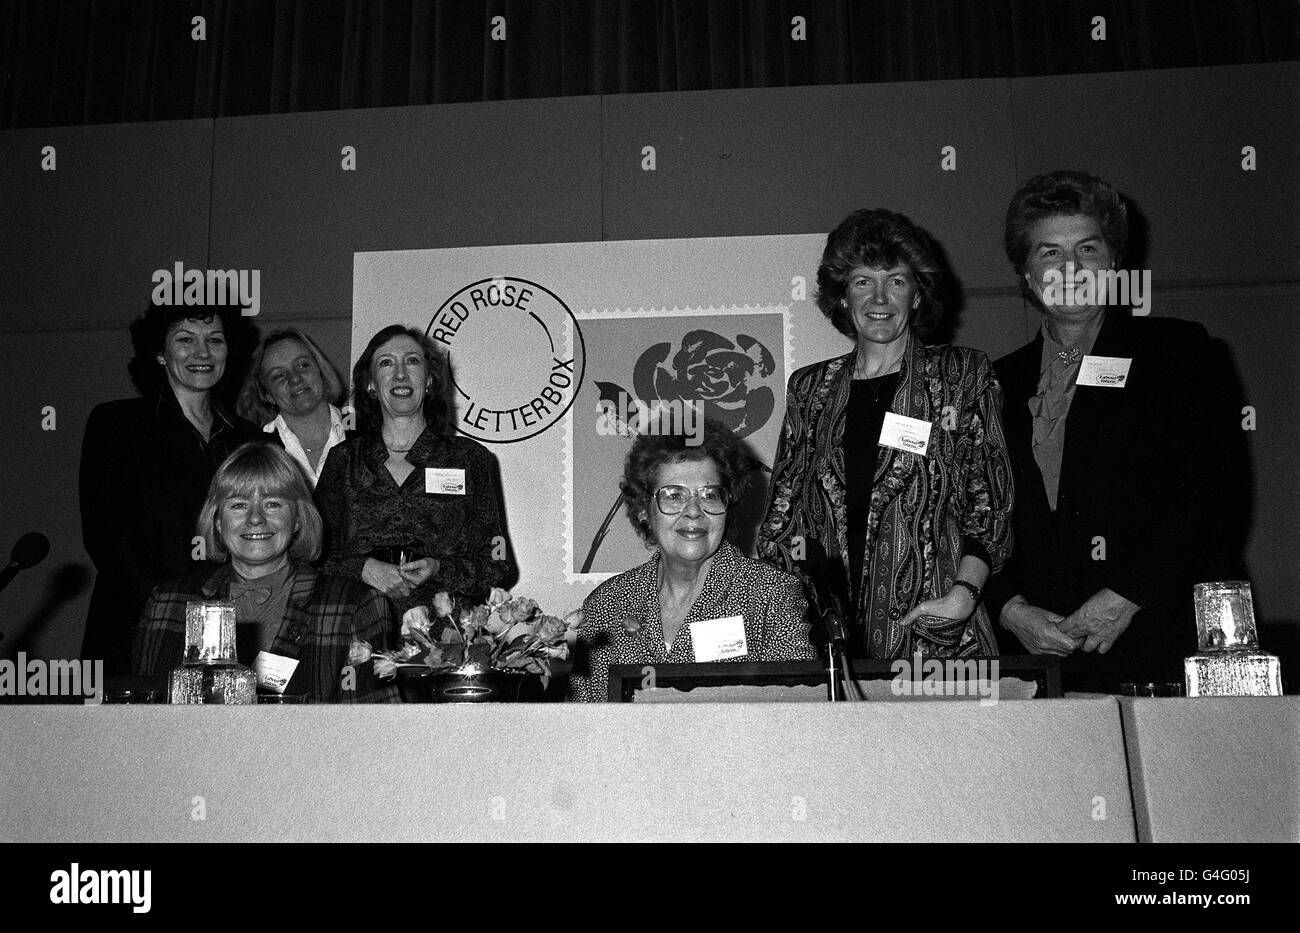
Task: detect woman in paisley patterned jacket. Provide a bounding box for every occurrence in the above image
[758,209,1014,660]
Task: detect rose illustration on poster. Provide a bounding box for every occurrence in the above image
[593,330,777,437]
[634,330,776,438]
[575,314,786,575]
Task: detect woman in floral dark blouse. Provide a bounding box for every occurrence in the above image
[315,325,515,618]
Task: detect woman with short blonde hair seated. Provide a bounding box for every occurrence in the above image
[133,442,398,702]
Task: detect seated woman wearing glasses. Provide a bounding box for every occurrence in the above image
[568,419,817,702]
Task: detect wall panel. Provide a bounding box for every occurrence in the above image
[0,327,135,659]
[601,80,1021,293]
[208,99,605,319]
[1009,63,1300,284]
[0,121,213,332]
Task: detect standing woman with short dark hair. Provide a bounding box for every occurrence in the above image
[79,304,260,675]
[986,170,1246,692]
[758,209,1014,659]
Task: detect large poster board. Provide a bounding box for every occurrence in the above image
[353,235,850,614]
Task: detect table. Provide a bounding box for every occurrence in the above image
[1,698,1132,842]
[1119,696,1300,842]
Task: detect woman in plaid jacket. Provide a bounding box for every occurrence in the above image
[133,443,398,702]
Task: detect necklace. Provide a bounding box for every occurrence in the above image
[854,358,902,406]
[383,422,425,455]
[287,416,332,453]
[853,348,905,380]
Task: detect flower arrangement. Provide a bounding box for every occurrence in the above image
[360,587,582,689]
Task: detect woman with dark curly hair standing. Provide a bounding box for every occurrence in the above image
[758,209,1014,660]
[79,303,260,675]
[569,419,816,702]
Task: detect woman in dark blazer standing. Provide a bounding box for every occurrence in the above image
[986,170,1246,692]
[79,303,260,675]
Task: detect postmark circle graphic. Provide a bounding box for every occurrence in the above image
[425,277,586,443]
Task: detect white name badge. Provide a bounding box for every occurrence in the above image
[425,468,467,495]
[878,411,933,456]
[1076,355,1132,388]
[690,615,749,662]
[253,651,299,694]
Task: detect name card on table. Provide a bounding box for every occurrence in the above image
[253,652,299,694]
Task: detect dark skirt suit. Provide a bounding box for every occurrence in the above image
[568,541,819,702]
[985,310,1246,692]
[314,428,515,614]
[133,562,399,702]
[79,388,261,675]
[758,340,1014,659]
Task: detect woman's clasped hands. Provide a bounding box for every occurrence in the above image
[362,557,439,599]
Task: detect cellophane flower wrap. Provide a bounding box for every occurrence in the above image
[371,587,583,689]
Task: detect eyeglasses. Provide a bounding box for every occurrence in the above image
[654,484,730,515]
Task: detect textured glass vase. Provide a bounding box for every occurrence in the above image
[1185,582,1282,697]
[167,601,258,705]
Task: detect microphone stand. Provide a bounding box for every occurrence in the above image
[797,543,855,702]
[822,605,849,702]
[827,622,842,702]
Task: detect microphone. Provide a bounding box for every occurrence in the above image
[0,532,50,596]
[797,538,850,646]
[798,537,862,702]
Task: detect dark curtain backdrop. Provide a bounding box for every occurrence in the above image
[2,0,1297,129]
